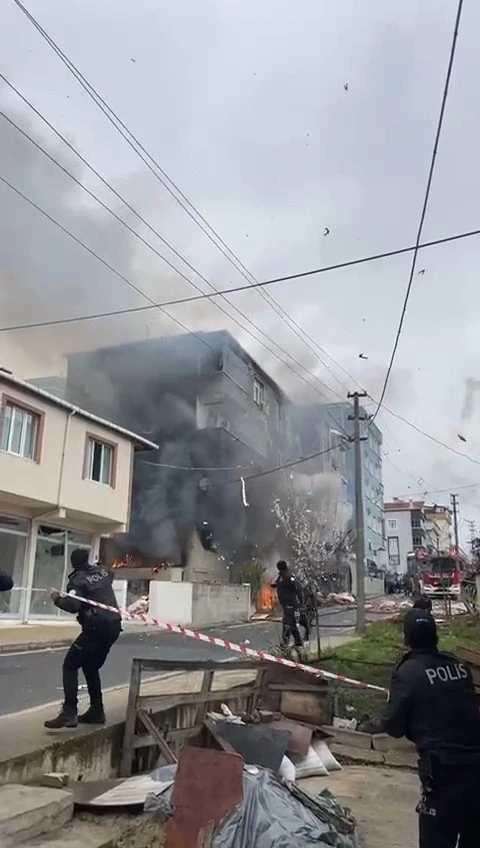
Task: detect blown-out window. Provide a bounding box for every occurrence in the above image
[0,401,39,460]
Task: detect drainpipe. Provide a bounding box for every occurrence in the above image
[57,410,75,509]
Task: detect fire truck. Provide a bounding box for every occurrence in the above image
[407,549,464,598]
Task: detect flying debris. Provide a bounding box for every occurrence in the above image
[458,434,467,443]
[323,227,330,236]
[418,269,425,276]
[358,353,368,360]
[344,82,349,91]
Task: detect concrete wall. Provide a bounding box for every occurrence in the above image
[149,581,193,625]
[351,571,384,598]
[191,582,251,627]
[148,580,251,627]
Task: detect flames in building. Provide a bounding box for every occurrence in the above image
[111,553,172,572]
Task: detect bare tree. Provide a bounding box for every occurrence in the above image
[272,473,351,592]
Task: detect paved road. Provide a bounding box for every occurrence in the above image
[0,607,359,716]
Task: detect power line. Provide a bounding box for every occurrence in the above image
[11,0,339,382]
[0,109,343,404]
[8,0,475,438]
[225,443,349,485]
[5,5,360,414]
[2,223,480,335]
[371,0,464,422]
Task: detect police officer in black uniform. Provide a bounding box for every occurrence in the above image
[383,608,480,847]
[45,548,122,730]
[272,560,304,648]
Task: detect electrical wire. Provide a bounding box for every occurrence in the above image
[10,0,351,389]
[224,442,350,485]
[7,0,474,434]
[1,223,480,334]
[371,0,465,422]
[0,108,343,405]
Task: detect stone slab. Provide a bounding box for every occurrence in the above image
[0,784,73,847]
[330,743,385,765]
[372,733,415,753]
[322,726,373,749]
[299,766,420,848]
[384,749,418,769]
[20,821,115,847]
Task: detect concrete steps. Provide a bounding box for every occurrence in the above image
[19,821,116,847]
[0,785,73,847]
[0,784,115,848]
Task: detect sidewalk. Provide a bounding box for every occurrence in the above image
[0,620,155,653]
[0,667,256,783]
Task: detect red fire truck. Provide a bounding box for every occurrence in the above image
[407,550,463,598]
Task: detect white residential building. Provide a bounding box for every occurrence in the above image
[384,499,453,574]
[0,370,157,620]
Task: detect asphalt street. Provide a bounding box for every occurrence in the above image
[0,607,359,716]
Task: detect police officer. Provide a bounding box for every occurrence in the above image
[272,560,304,649]
[412,594,433,613]
[383,609,480,847]
[45,548,122,730]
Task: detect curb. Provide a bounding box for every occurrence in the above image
[0,639,73,654]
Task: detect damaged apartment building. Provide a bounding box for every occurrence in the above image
[64,330,302,582]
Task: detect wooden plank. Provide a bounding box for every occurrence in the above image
[203,718,239,755]
[133,725,204,749]
[195,670,215,726]
[137,709,178,765]
[268,682,329,693]
[137,685,257,712]
[247,667,265,713]
[458,646,480,667]
[280,689,329,726]
[119,659,142,777]
[135,657,263,674]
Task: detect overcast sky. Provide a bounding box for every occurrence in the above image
[1,0,480,540]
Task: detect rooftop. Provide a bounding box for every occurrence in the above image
[0,369,158,451]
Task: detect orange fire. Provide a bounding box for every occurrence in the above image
[111,554,171,573]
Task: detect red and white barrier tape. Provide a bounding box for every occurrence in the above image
[57,590,388,694]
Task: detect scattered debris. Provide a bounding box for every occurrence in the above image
[358,353,368,360]
[323,227,330,236]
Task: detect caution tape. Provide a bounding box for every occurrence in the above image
[57,590,388,694]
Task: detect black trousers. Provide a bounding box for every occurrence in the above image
[418,762,479,848]
[281,606,303,647]
[63,621,121,711]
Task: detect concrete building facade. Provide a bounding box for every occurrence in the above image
[322,402,385,571]
[0,371,156,619]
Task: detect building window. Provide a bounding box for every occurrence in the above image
[253,378,264,407]
[411,519,422,529]
[412,536,423,549]
[0,515,29,616]
[30,526,91,616]
[85,437,115,485]
[1,401,39,460]
[387,519,397,530]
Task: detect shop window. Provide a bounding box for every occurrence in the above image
[30,526,91,616]
[0,515,29,616]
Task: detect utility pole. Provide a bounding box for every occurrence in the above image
[451,494,460,556]
[449,493,460,619]
[348,391,368,631]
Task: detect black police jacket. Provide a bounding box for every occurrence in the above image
[54,564,121,631]
[272,570,301,609]
[383,648,480,763]
[0,569,13,592]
